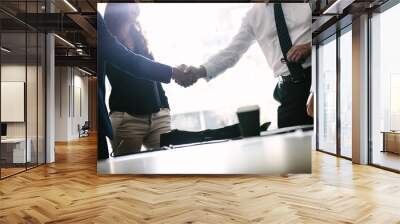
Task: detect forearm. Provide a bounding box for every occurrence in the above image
[202,51,242,81]
[101,23,172,83]
[201,15,255,81]
[306,92,314,118]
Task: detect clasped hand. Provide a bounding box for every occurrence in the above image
[171,64,207,88]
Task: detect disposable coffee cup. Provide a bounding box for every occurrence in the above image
[236,105,260,137]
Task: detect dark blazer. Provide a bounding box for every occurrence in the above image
[107,56,169,116]
[97,13,172,160]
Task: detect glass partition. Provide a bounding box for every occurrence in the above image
[0,1,46,179]
[1,31,28,177]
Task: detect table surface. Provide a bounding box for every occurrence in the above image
[1,138,27,143]
[97,129,312,175]
[381,131,400,134]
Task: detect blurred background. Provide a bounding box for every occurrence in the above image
[98,3,278,131]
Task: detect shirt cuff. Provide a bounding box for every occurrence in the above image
[201,62,217,82]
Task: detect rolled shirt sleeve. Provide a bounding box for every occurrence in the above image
[202,8,256,81]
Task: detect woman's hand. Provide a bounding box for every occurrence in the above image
[306,93,314,118]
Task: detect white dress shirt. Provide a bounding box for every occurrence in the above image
[202,3,312,80]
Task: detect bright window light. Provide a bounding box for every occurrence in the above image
[99,3,278,129]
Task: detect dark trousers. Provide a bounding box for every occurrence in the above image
[273,67,313,128]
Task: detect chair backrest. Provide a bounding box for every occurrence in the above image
[82,121,90,129]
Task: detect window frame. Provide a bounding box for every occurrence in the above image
[315,24,352,160]
[367,0,400,173]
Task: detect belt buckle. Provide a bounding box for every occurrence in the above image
[291,76,302,84]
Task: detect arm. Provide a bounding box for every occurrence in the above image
[201,9,256,81]
[98,15,172,83]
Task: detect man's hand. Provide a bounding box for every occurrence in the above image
[172,65,192,87]
[184,65,207,82]
[306,92,314,118]
[287,43,311,63]
[172,64,207,87]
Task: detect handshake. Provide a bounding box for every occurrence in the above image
[171,64,207,88]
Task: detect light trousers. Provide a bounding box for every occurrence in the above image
[110,108,171,154]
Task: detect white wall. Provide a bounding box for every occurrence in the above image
[55,66,68,141]
[55,67,89,141]
[1,63,46,164]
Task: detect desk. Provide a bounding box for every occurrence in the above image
[97,130,312,175]
[1,138,31,164]
[382,131,400,154]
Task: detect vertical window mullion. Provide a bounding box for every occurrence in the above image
[25,0,28,171]
[36,0,39,167]
[316,45,320,151]
[367,11,373,165]
[337,29,341,157]
[0,20,2,179]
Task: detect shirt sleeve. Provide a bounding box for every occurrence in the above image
[202,8,256,81]
[99,16,173,84]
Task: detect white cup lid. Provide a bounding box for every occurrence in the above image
[237,105,260,113]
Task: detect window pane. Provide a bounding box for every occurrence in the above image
[339,29,352,158]
[317,37,337,154]
[371,4,400,171]
[134,3,278,129]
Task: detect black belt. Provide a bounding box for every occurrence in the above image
[278,66,310,84]
[279,74,304,84]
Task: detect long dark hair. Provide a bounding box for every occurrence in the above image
[104,3,153,59]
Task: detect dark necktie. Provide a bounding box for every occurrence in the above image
[273,3,305,80]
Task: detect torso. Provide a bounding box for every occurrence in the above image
[249,3,312,77]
